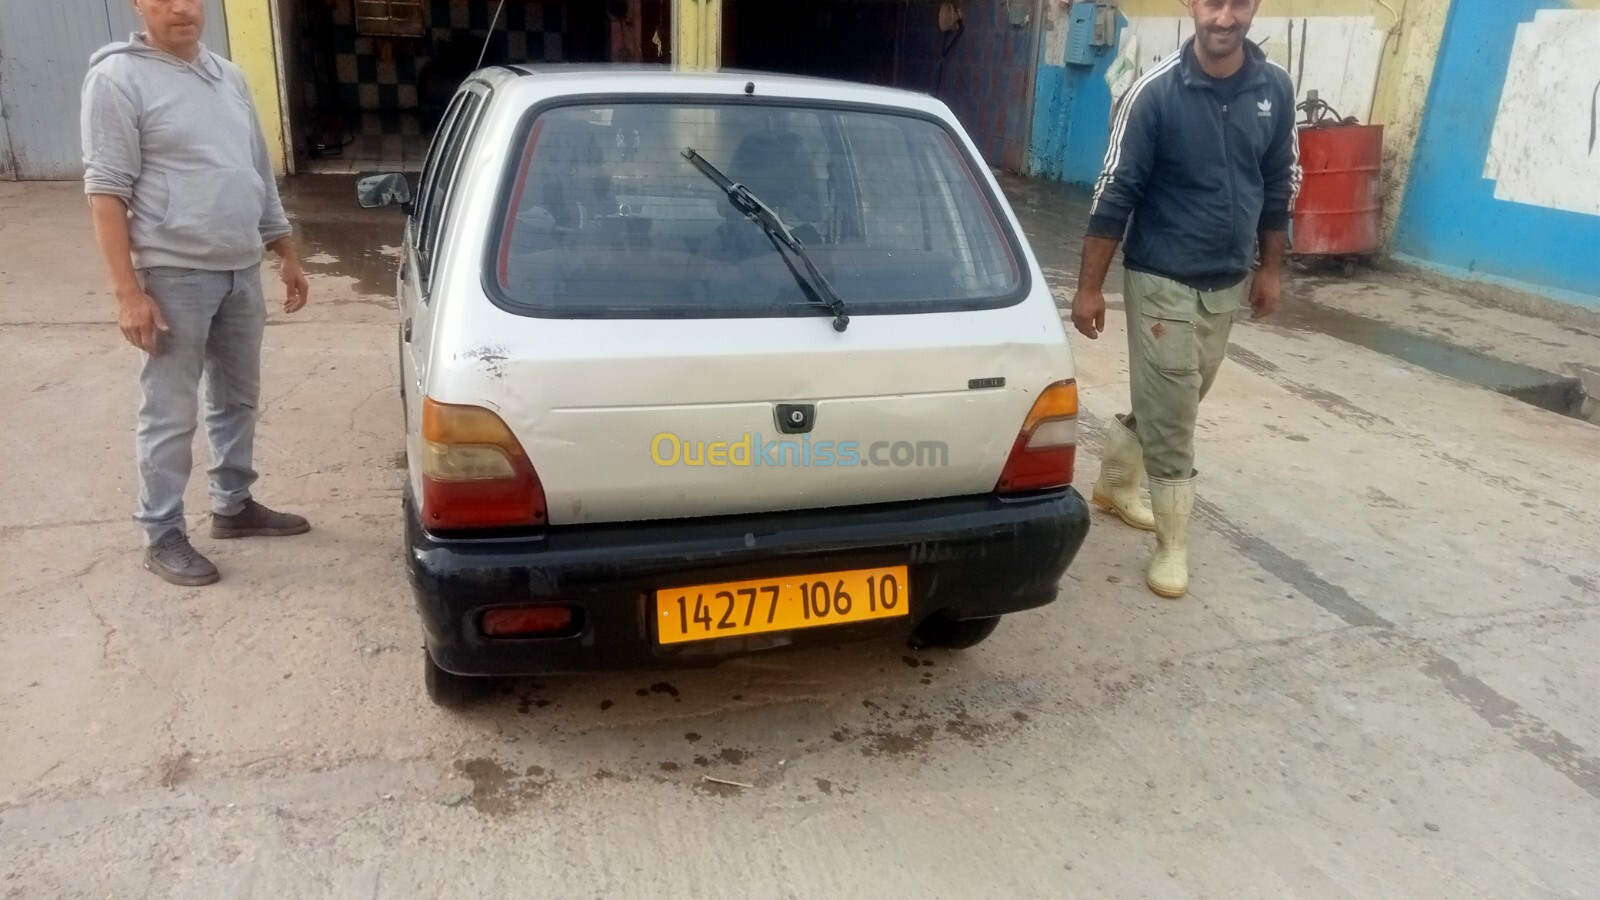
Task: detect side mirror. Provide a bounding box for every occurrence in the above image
[356,172,413,214]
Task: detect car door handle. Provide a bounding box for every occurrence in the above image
[402,318,413,343]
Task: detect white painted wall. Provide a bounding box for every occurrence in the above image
[1123,16,1385,123]
[1484,10,1600,218]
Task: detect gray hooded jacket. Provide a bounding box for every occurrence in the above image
[81,33,291,272]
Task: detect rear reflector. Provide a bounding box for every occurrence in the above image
[482,605,578,638]
[997,440,1078,492]
[996,380,1079,493]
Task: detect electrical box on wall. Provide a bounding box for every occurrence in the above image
[1064,3,1095,65]
[1065,2,1109,65]
[1093,4,1118,46]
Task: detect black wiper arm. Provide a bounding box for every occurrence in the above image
[682,147,849,332]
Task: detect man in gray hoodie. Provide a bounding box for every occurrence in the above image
[83,0,311,586]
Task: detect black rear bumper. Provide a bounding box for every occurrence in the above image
[406,487,1090,676]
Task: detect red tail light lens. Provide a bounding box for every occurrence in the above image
[996,380,1079,493]
[482,605,578,638]
[421,398,547,530]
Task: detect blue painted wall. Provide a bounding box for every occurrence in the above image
[1029,14,1125,185]
[1392,1,1600,308]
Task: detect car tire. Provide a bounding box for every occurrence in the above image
[909,613,1001,650]
[424,650,493,708]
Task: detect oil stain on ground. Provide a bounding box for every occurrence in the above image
[862,723,938,758]
[455,757,554,817]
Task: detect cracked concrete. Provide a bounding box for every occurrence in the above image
[2,177,1598,899]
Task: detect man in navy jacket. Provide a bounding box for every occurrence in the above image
[1072,0,1301,599]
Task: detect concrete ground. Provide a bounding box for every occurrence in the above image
[2,175,1598,900]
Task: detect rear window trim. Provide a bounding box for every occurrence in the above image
[477,93,1034,321]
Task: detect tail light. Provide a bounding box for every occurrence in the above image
[995,380,1078,493]
[421,398,547,530]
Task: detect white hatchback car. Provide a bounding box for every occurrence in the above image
[357,65,1090,706]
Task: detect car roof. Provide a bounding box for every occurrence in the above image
[472,64,951,115]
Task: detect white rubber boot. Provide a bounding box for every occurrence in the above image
[1092,416,1156,531]
[1146,475,1196,599]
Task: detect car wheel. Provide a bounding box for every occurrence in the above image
[424,650,493,708]
[909,613,1001,650]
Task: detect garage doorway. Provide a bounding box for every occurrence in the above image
[275,0,612,174]
[721,0,1041,173]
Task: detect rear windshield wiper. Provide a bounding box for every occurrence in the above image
[682,147,850,332]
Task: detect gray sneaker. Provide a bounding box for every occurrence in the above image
[144,530,221,586]
[210,499,311,539]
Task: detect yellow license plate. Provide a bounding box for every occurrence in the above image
[654,565,910,645]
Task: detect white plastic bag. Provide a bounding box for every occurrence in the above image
[1105,30,1139,123]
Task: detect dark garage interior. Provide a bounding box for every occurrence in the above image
[282,0,623,173]
[722,0,1039,172]
[278,0,1037,175]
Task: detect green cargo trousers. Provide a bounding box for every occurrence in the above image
[1122,269,1248,481]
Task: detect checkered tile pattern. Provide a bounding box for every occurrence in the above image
[323,0,567,122]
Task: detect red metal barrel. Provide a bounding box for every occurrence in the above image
[1291,124,1384,257]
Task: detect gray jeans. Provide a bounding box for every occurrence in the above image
[134,265,266,545]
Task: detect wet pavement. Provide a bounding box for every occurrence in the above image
[997,171,1125,296]
[281,175,408,300]
[1264,291,1587,418]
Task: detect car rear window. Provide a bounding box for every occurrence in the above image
[489,100,1024,317]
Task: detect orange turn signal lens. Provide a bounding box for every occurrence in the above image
[1021,380,1079,433]
[423,397,523,447]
